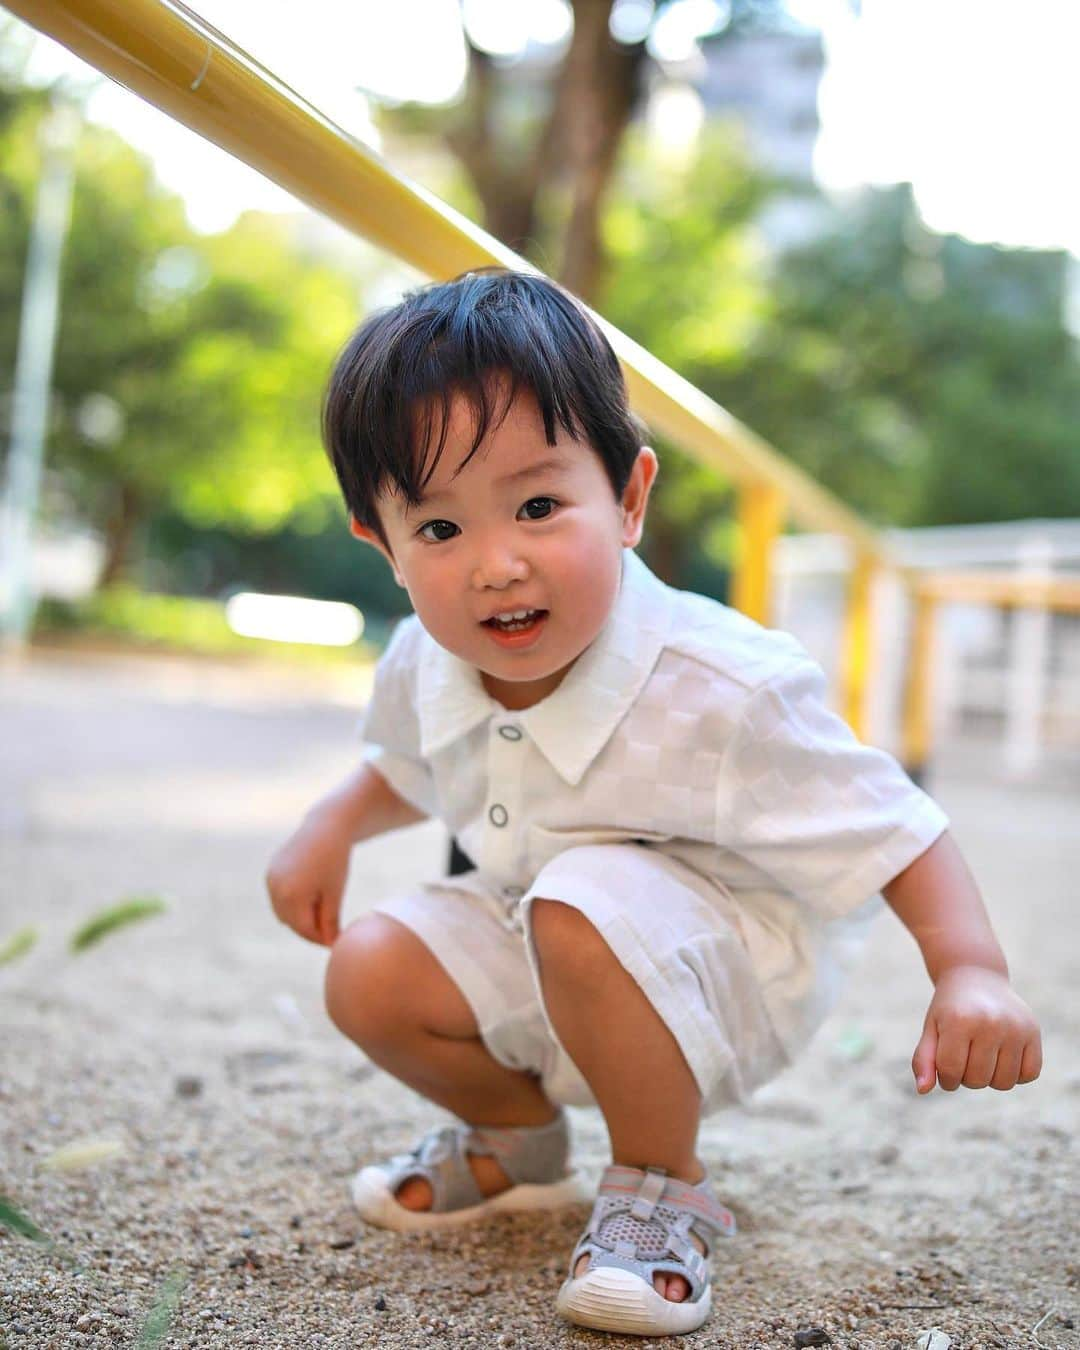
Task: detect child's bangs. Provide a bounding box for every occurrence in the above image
[393,336,590,505]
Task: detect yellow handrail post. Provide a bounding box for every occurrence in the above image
[901,588,937,785]
[840,552,878,741]
[732,482,785,625]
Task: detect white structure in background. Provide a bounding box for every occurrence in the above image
[775,519,1080,775]
[694,27,829,251]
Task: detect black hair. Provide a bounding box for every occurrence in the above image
[322,269,644,549]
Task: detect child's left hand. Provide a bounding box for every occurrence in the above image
[911,966,1042,1094]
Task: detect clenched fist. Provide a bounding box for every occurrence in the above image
[912,965,1042,1093]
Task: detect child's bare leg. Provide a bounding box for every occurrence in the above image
[325,913,557,1209]
[529,897,705,1304]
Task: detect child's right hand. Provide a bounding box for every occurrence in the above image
[265,813,352,947]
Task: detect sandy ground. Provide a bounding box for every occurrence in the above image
[1,648,1077,1350]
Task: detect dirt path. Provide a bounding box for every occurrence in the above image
[1,650,1076,1349]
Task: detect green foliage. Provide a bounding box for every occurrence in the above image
[144,509,413,630]
[35,587,379,664]
[726,186,1080,526]
[599,126,769,588]
[0,80,359,583]
[603,154,1080,556]
[603,125,772,376]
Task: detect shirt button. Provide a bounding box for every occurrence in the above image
[503,884,525,900]
[489,803,509,827]
[498,725,523,741]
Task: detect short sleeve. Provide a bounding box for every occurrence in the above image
[358,618,437,817]
[716,659,949,919]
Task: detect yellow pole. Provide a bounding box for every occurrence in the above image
[840,553,877,740]
[901,590,937,784]
[732,482,785,625]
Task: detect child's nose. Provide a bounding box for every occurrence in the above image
[471,538,530,590]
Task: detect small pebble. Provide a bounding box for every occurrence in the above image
[374,1295,387,1312]
[175,1075,203,1098]
[794,1331,831,1348]
[877,1144,901,1165]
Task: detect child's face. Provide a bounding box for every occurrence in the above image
[351,385,657,710]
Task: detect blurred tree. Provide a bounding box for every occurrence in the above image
[0,88,354,585]
[599,122,772,587]
[380,0,787,303]
[722,184,1080,526]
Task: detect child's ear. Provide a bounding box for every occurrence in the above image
[348,516,406,589]
[620,446,658,549]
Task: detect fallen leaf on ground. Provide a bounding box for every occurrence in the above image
[0,926,38,967]
[70,896,167,952]
[41,1135,126,1172]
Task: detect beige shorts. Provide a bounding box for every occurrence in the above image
[372,842,789,1116]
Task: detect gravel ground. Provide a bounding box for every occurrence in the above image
[1,649,1077,1350]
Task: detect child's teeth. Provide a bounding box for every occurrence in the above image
[493,609,541,630]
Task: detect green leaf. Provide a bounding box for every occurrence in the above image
[0,1196,50,1245]
[69,897,167,953]
[0,926,37,966]
[136,1267,187,1348]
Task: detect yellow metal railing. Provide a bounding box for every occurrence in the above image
[11,0,904,751]
[900,571,1080,780]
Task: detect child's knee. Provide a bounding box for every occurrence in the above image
[530,897,611,982]
[323,913,416,1043]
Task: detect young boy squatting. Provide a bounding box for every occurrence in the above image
[266,270,1042,1338]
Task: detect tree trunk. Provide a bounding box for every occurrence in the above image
[557,0,647,301]
[97,481,142,589]
[444,0,646,304]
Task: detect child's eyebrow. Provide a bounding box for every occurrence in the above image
[406,455,573,514]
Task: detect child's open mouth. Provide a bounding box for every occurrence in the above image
[482,608,549,647]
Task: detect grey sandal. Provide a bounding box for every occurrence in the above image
[350,1110,589,1231]
[556,1164,736,1336]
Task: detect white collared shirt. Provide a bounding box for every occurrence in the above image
[359,549,948,1053]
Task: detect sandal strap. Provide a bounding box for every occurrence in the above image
[380,1112,570,1214]
[599,1164,736,1240]
[381,1125,485,1212]
[465,1112,570,1186]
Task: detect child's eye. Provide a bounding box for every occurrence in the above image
[417,519,458,543]
[521,496,557,520]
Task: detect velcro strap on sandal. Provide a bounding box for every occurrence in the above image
[667,1231,708,1282]
[598,1165,736,1240]
[630,1166,667,1221]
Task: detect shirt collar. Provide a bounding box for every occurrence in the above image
[417,549,673,784]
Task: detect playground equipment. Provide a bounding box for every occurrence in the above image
[9,0,1077,779]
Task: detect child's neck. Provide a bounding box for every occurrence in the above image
[481,665,572,711]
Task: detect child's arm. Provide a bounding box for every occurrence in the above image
[881,831,1042,1094]
[266,763,427,948]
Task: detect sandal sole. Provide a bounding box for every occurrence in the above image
[351,1167,590,1232]
[557,1267,712,1336]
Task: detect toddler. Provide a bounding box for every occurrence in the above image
[266,269,1041,1337]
